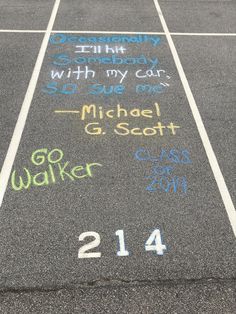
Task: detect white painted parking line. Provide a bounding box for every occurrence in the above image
[0,29,45,33]
[52,30,165,34]
[172,33,236,36]
[0,29,236,36]
[55,31,236,36]
[153,0,236,237]
[0,0,61,207]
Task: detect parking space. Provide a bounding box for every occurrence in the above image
[0,0,54,30]
[159,0,236,33]
[0,0,235,311]
[0,31,235,291]
[53,0,163,32]
[0,33,43,166]
[173,36,236,205]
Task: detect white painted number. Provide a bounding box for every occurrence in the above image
[145,229,167,255]
[78,231,101,258]
[77,229,167,258]
[115,230,129,256]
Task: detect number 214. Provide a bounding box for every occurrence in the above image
[78,229,167,259]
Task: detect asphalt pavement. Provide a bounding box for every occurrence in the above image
[0,0,235,313]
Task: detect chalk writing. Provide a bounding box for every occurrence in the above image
[134,147,192,164]
[51,54,159,67]
[46,66,169,83]
[42,82,124,96]
[135,69,168,78]
[73,103,161,120]
[50,34,161,47]
[88,84,125,95]
[134,147,191,193]
[54,103,181,137]
[136,83,167,94]
[43,34,171,97]
[106,69,128,83]
[50,66,96,80]
[11,148,102,191]
[42,82,79,95]
[113,122,180,136]
[74,45,126,54]
[42,81,169,96]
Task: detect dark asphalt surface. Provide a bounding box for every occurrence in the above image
[0,0,235,313]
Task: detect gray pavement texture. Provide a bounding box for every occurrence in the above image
[0,281,235,314]
[0,33,43,167]
[0,0,235,313]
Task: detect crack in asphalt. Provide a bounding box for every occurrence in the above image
[0,276,235,294]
